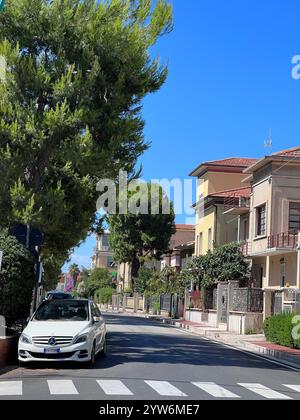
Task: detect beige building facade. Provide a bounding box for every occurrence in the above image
[224,147,300,316]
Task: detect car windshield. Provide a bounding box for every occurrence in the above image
[33,300,89,322]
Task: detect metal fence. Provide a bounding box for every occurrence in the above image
[204,288,217,310]
[231,288,264,313]
[271,289,300,315]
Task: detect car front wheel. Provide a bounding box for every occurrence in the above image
[100,338,107,358]
[88,343,96,368]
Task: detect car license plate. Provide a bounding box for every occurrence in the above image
[44,348,61,354]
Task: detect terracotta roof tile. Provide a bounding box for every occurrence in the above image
[273,146,300,158]
[205,157,258,167]
[210,186,251,198]
[175,224,195,230]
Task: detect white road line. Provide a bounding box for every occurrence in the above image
[283,384,300,393]
[192,382,240,399]
[47,380,78,395]
[145,381,187,397]
[0,381,22,396]
[238,383,292,400]
[97,380,133,396]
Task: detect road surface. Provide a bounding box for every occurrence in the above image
[0,313,299,400]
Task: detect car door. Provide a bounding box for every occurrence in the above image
[93,304,106,350]
[92,304,104,351]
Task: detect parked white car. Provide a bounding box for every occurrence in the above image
[18,299,107,366]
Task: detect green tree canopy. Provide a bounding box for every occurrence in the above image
[85,267,113,296]
[0,0,173,281]
[181,243,250,289]
[108,183,175,280]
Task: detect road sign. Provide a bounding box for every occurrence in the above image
[10,223,44,251]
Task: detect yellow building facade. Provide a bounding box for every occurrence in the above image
[190,158,257,256]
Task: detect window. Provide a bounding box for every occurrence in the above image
[243,219,248,241]
[102,235,109,248]
[289,202,300,232]
[256,204,266,236]
[198,232,203,256]
[208,228,212,250]
[107,256,114,267]
[34,300,89,322]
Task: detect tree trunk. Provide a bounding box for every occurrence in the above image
[131,256,141,288]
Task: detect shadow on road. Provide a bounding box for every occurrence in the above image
[98,313,292,372]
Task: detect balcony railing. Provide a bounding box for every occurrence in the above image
[224,196,250,212]
[240,241,251,257]
[267,231,299,249]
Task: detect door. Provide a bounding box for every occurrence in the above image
[92,304,105,352]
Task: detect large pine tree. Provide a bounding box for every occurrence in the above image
[0,0,173,285]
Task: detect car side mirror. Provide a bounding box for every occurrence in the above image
[93,316,100,324]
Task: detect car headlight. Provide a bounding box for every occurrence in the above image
[20,333,32,344]
[74,334,88,344]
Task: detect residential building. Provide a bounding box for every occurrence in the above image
[190,158,257,256]
[92,231,116,276]
[221,147,300,317]
[161,224,195,272]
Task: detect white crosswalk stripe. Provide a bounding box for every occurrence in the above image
[0,381,22,396]
[238,383,292,400]
[144,381,187,397]
[283,384,300,393]
[192,382,240,399]
[97,380,133,395]
[47,380,79,395]
[0,380,298,399]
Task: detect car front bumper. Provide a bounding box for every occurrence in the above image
[18,341,92,363]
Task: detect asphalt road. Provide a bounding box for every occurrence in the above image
[0,313,299,400]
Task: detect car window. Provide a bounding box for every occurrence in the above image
[34,300,89,322]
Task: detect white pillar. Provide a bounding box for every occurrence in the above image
[264,256,270,289]
[237,215,241,242]
[297,233,300,289]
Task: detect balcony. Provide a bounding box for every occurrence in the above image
[224,196,250,215]
[267,231,299,250]
[240,241,251,257]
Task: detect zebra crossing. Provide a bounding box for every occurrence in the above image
[0,379,299,399]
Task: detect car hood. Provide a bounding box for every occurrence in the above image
[23,321,90,338]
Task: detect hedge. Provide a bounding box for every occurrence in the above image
[0,229,35,327]
[263,313,300,349]
[94,287,114,305]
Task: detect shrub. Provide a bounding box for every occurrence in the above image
[263,313,300,349]
[94,287,115,305]
[0,229,35,327]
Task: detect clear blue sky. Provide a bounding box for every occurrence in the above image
[63,0,300,272]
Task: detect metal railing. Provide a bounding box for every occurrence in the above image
[240,241,251,256]
[224,196,250,212]
[267,231,299,249]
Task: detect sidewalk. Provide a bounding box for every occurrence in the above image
[108,310,300,370]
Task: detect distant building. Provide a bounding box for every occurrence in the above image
[92,231,116,276]
[161,225,195,272]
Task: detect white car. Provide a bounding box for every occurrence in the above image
[18,299,107,366]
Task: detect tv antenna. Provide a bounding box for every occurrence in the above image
[264,128,273,154]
